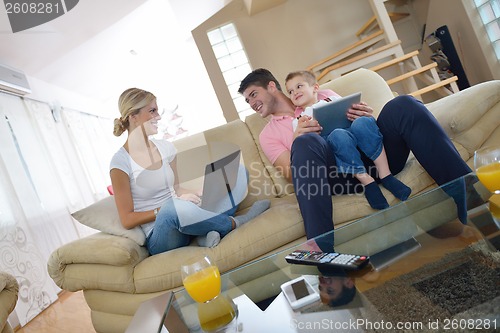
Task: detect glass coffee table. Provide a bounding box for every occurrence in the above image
[128,173,500,333]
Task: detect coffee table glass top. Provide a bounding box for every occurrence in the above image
[154,173,499,332]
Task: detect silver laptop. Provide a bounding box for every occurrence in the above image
[200,149,241,212]
[125,292,189,333]
[313,92,362,136]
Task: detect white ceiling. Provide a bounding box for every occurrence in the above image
[0,0,288,127]
[0,0,149,75]
[0,0,228,113]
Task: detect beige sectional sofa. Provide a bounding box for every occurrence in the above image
[47,69,500,333]
[0,272,19,333]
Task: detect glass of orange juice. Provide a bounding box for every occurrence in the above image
[474,146,500,194]
[488,194,500,220]
[197,294,238,332]
[474,146,500,221]
[181,255,221,303]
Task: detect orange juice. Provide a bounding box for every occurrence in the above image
[198,295,236,331]
[476,162,500,193]
[183,265,221,303]
[489,194,500,218]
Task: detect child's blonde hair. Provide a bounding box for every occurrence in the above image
[285,70,318,86]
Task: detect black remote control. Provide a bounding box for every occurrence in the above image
[285,250,370,270]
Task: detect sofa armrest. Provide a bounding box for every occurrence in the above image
[426,80,500,156]
[0,272,18,332]
[47,232,149,292]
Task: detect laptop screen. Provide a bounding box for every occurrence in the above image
[200,150,241,212]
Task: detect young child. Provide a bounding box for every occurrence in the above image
[285,70,411,209]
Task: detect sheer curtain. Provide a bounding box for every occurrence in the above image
[61,107,117,201]
[0,92,122,326]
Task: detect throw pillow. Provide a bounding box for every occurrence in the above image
[72,196,146,245]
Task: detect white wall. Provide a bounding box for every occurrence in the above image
[26,76,107,118]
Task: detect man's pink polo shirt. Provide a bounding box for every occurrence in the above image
[259,89,339,164]
[259,115,295,164]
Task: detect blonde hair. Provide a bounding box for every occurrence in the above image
[285,70,317,86]
[113,88,156,136]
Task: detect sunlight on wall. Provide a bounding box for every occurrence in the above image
[97,0,227,138]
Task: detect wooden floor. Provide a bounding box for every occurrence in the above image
[14,291,96,333]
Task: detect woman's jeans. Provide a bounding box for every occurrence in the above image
[325,117,383,175]
[146,164,248,255]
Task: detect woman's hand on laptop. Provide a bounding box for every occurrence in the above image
[293,115,322,140]
[179,193,202,206]
[347,102,373,121]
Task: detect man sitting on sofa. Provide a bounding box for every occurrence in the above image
[238,68,471,239]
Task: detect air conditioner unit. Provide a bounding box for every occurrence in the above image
[0,63,32,96]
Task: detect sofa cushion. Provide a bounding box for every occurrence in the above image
[427,80,500,157]
[245,113,293,198]
[71,196,146,245]
[320,68,395,117]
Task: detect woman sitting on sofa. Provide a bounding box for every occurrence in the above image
[110,88,270,255]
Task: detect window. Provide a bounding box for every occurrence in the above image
[474,0,500,60]
[208,23,253,119]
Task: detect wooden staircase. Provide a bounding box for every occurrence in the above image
[307,0,459,100]
[368,50,459,99]
[306,30,385,76]
[316,40,403,82]
[356,12,409,39]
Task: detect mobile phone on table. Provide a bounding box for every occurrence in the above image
[280,276,320,310]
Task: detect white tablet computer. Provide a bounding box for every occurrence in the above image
[313,92,362,136]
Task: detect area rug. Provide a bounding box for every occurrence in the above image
[360,241,500,333]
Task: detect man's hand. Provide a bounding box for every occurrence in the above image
[347,101,374,121]
[293,115,322,140]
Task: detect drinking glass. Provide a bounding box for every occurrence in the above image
[181,255,221,303]
[197,294,238,332]
[474,146,500,194]
[474,146,500,221]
